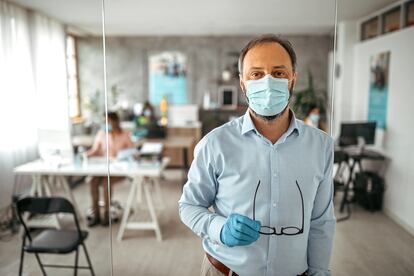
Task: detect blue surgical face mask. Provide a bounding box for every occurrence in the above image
[245,74,290,116]
[101,123,113,132]
[309,113,320,124]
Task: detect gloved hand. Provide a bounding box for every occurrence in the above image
[220,213,261,247]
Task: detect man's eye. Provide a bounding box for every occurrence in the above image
[251,72,263,78]
[273,71,286,78]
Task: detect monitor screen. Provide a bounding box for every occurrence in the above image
[37,129,74,164]
[339,122,377,146]
[223,90,233,105]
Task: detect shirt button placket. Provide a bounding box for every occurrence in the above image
[269,146,279,276]
[273,146,279,203]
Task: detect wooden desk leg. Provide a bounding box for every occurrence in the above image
[30,175,39,196]
[59,176,83,222]
[117,177,139,241]
[42,176,53,196]
[133,176,143,214]
[152,177,164,210]
[143,179,162,242]
[44,175,61,229]
[136,177,143,204]
[23,175,43,233]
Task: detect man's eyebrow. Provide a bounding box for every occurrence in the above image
[248,65,288,70]
[249,66,264,70]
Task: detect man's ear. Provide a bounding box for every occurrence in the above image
[290,71,298,92]
[239,74,246,93]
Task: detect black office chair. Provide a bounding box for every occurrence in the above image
[333,150,352,222]
[16,197,95,276]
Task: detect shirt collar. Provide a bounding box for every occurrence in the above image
[241,110,256,135]
[286,110,301,137]
[241,109,301,137]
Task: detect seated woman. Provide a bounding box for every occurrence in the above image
[86,112,133,227]
[304,105,321,128]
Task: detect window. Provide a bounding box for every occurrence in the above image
[66,35,81,118]
[406,0,414,27]
[361,17,379,41]
[382,7,401,34]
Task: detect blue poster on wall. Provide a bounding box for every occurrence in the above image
[368,51,390,129]
[149,51,187,105]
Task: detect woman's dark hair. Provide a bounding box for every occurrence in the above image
[107,111,120,123]
[103,111,121,131]
[238,34,297,74]
[306,104,319,116]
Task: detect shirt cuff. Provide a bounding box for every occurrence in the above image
[308,266,331,276]
[208,215,226,245]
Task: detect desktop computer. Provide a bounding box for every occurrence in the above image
[339,121,377,147]
[37,129,74,166]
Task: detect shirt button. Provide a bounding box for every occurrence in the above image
[273,172,277,177]
[272,202,276,207]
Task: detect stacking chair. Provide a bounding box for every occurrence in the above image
[333,149,351,221]
[16,197,95,276]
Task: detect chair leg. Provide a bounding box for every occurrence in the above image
[82,243,95,276]
[34,253,47,276]
[74,248,79,276]
[18,237,25,276]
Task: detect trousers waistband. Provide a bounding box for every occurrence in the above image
[206,253,238,276]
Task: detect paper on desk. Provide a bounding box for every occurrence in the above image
[140,142,163,155]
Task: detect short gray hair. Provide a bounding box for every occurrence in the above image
[238,34,297,75]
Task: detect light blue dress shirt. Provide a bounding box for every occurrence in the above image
[179,110,336,276]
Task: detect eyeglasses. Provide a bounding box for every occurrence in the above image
[252,180,304,236]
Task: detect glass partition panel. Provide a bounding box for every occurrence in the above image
[104,0,337,275]
[332,0,414,275]
[0,0,112,275]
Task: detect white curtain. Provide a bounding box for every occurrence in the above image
[30,12,69,131]
[0,1,69,207]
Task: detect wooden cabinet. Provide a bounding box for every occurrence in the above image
[199,106,247,136]
[163,126,201,167]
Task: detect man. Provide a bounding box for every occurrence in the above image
[179,34,335,276]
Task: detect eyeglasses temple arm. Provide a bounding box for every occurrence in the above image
[296,180,305,231]
[253,180,261,221]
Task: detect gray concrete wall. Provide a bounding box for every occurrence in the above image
[77,35,332,112]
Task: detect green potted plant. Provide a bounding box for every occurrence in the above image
[292,71,326,120]
[84,89,103,124]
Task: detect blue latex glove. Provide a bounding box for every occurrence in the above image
[220,213,261,247]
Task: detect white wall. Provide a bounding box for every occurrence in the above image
[340,26,414,234]
[332,20,358,138]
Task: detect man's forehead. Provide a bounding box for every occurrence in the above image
[244,43,292,69]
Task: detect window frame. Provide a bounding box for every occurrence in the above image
[66,34,82,120]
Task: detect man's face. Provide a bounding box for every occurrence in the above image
[240,42,297,120]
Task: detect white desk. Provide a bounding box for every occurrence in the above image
[14,157,169,241]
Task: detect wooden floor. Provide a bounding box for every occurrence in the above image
[1,170,414,276]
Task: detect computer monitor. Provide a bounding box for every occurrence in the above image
[339,121,377,147]
[38,129,74,165]
[168,104,199,126]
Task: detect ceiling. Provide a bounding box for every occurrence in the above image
[12,0,399,36]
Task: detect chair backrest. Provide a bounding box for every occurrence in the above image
[16,197,82,242]
[17,197,75,215]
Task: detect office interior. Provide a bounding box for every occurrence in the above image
[0,0,413,275]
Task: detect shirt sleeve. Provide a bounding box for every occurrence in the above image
[178,137,226,245]
[307,137,336,276]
